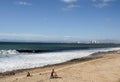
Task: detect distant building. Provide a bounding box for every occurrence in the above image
[90,40,97,44]
[77,41,80,44]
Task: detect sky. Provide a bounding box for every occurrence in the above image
[0,0,120,42]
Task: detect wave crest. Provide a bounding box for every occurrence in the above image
[0,50,19,58]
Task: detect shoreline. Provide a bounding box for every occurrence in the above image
[0,50,117,76]
[0,50,120,82]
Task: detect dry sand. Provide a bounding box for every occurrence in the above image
[0,50,120,82]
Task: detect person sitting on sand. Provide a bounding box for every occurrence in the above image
[50,69,58,79]
[27,72,31,77]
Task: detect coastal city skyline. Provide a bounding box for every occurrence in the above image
[0,0,120,42]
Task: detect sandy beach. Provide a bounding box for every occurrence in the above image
[0,50,120,82]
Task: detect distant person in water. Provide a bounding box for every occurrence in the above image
[50,69,58,79]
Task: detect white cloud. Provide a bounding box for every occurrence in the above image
[66,4,80,8]
[0,33,48,41]
[62,0,77,3]
[92,0,97,2]
[15,1,32,6]
[63,4,80,10]
[103,0,114,2]
[94,2,108,8]
[92,0,115,8]
[0,33,83,42]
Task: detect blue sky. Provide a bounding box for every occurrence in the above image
[0,0,120,42]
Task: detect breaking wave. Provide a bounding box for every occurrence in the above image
[0,47,120,72]
[0,50,19,58]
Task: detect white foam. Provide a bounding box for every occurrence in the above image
[0,47,120,72]
[0,50,19,58]
[0,50,18,55]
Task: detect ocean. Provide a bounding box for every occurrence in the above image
[0,42,120,73]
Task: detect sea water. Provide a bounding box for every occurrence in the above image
[0,42,120,73]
